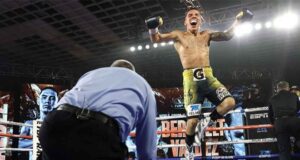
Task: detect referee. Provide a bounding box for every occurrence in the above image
[269,81,300,160]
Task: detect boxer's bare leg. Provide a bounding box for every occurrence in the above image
[215,97,236,116]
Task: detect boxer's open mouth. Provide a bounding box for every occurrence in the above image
[190,19,197,25]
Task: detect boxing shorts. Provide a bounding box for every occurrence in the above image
[183,67,232,118]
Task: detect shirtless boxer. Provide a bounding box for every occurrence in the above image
[146,7,253,159]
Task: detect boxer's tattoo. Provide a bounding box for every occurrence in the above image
[210,31,234,41]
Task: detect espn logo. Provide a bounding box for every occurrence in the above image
[250,113,268,119]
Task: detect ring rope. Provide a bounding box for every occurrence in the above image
[0,120,33,127]
[206,138,277,145]
[196,153,300,159]
[206,124,273,131]
[154,153,300,159]
[0,133,32,139]
[0,124,272,140]
[0,107,269,126]
[0,148,33,152]
[156,106,269,120]
[153,138,277,148]
[0,107,270,126]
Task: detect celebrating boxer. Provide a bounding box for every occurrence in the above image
[146,6,253,159]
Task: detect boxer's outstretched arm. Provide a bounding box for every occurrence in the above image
[209,30,235,41]
[210,9,253,41]
[150,30,180,43]
[209,20,240,41]
[145,16,180,43]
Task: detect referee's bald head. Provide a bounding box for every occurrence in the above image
[111,59,135,71]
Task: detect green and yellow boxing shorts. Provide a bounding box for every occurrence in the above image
[183,67,232,118]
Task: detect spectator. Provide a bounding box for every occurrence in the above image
[244,83,267,108]
[290,85,300,100]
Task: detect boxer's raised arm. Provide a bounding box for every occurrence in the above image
[145,16,180,43]
[210,9,253,41]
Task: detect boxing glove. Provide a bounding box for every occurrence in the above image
[236,8,253,22]
[145,16,163,29]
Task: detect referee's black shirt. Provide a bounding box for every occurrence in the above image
[269,90,300,123]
